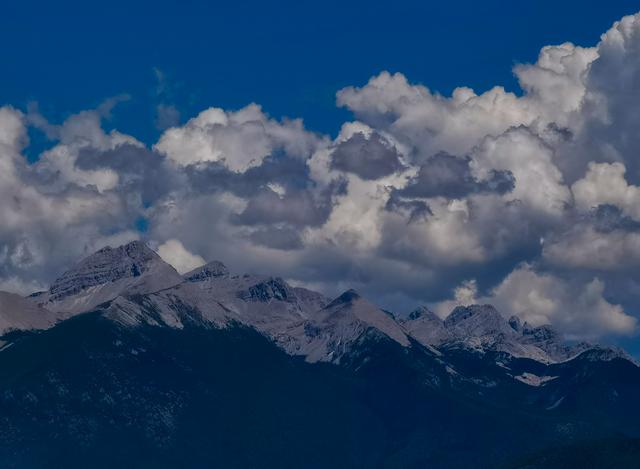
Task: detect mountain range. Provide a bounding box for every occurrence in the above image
[0,240,638,468]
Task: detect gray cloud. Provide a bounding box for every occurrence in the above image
[247,227,304,251]
[233,185,338,228]
[184,154,314,198]
[589,204,640,233]
[330,132,404,180]
[384,191,432,222]
[76,143,180,205]
[397,153,515,199]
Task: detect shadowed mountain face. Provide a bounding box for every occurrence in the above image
[0,241,638,468]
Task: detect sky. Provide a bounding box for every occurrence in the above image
[3,1,639,142]
[2,1,640,352]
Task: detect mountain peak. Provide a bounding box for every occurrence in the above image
[49,241,163,300]
[442,304,516,341]
[313,289,410,351]
[445,304,501,326]
[402,306,448,348]
[407,305,439,321]
[325,289,362,308]
[99,239,150,254]
[40,241,182,314]
[184,260,230,282]
[573,345,637,365]
[90,240,156,262]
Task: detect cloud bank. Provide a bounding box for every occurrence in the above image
[4,13,640,339]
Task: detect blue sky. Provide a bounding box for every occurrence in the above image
[3,0,639,142]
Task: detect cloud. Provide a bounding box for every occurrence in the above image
[75,143,179,206]
[154,104,325,172]
[485,265,636,339]
[379,197,488,266]
[330,132,405,180]
[156,239,205,274]
[232,185,337,228]
[435,265,636,338]
[152,68,182,130]
[579,14,640,180]
[336,72,537,161]
[396,153,514,199]
[543,226,640,271]
[513,42,597,123]
[572,162,640,220]
[31,102,143,193]
[432,279,479,318]
[247,226,304,251]
[0,105,142,291]
[470,128,571,217]
[4,12,640,342]
[542,205,640,271]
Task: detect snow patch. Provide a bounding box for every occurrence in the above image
[514,372,558,387]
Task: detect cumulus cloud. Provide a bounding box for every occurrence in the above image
[513,42,597,124]
[396,153,514,199]
[231,183,340,229]
[433,279,479,318]
[543,226,640,270]
[4,12,640,341]
[247,226,304,251]
[542,205,640,271]
[336,72,535,160]
[578,14,640,181]
[154,104,325,172]
[330,132,405,180]
[32,102,143,193]
[0,105,141,291]
[572,162,640,220]
[379,197,488,266]
[435,266,636,338]
[471,128,571,217]
[156,239,205,274]
[486,266,636,338]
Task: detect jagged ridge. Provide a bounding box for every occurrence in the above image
[0,241,631,369]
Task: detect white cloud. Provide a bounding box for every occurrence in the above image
[434,265,636,338]
[32,105,143,192]
[432,279,479,319]
[156,239,205,274]
[379,197,488,266]
[514,42,597,125]
[486,265,635,338]
[471,128,571,217]
[572,162,640,220]
[543,226,640,270]
[155,103,325,172]
[337,72,538,161]
[0,106,27,151]
[0,105,141,291]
